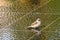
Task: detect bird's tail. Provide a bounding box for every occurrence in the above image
[26,26,34,30]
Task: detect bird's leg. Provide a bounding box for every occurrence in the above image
[35,27,40,31]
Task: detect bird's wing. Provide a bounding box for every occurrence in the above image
[31,21,37,26]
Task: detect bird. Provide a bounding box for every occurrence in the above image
[26,18,41,36]
[27,18,41,30]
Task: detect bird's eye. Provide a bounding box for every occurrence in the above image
[38,20,40,21]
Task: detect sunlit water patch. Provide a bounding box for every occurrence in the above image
[0,27,17,40]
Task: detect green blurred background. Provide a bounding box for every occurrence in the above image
[0,0,60,40]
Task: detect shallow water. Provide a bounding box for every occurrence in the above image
[0,0,60,40]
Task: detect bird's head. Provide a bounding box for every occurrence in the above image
[36,18,41,21]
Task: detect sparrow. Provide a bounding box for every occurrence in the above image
[26,18,41,36]
[27,18,41,30]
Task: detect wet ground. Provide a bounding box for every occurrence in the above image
[0,0,60,40]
